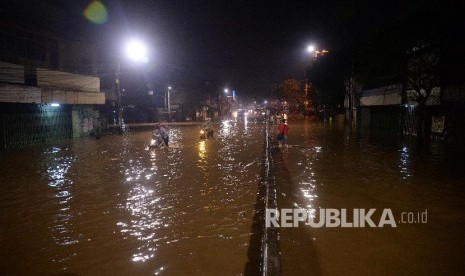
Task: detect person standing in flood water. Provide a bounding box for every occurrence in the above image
[277,118,289,148]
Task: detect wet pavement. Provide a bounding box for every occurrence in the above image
[1,118,465,275]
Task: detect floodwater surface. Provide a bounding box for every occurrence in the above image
[1,118,464,275]
[0,120,264,275]
[272,120,465,276]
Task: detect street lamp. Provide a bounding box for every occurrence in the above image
[305,44,329,117]
[307,45,315,53]
[115,39,149,133]
[307,44,328,60]
[125,40,149,64]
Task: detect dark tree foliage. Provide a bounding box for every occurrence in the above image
[357,0,465,89]
[356,1,464,139]
[306,51,349,108]
[271,79,303,106]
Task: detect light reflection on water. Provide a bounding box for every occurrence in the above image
[275,119,465,276]
[119,158,160,263]
[399,145,411,181]
[2,119,462,275]
[45,147,79,265]
[110,123,262,273]
[295,146,323,218]
[220,119,232,138]
[198,140,206,160]
[117,127,185,264]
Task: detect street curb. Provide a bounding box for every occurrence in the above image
[263,121,281,275]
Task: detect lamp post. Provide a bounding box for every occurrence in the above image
[115,64,122,134]
[306,44,329,117]
[167,86,172,120]
[345,64,355,127]
[115,39,149,133]
[307,44,328,60]
[305,45,316,114]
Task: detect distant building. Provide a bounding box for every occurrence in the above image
[0,1,106,149]
[350,78,462,141]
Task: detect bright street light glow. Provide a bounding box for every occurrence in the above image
[168,86,172,90]
[307,45,315,53]
[126,40,149,63]
[224,88,229,93]
[50,103,60,107]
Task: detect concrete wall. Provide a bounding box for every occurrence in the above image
[41,89,105,105]
[0,62,105,104]
[0,83,41,103]
[37,68,100,92]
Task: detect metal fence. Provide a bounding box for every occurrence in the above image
[0,105,72,149]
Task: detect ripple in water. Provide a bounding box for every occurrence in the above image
[44,147,79,265]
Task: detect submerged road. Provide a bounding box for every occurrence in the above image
[1,118,465,275]
[271,120,465,275]
[0,119,265,275]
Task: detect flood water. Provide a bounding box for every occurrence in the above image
[1,118,464,275]
[0,120,264,275]
[272,120,465,276]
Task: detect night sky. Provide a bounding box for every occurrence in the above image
[4,0,463,98]
[100,0,389,94]
[91,0,408,96]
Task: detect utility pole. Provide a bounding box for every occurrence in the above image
[115,63,123,134]
[167,86,171,121]
[218,86,222,119]
[350,64,356,127]
[345,63,355,128]
[164,87,167,111]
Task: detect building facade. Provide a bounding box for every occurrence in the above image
[0,2,106,149]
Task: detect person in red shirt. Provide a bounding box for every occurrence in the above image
[277,118,289,147]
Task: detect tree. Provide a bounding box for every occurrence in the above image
[405,42,440,138]
[272,79,304,110]
[306,52,347,110]
[282,79,304,106]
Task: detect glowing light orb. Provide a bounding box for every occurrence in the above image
[126,40,149,63]
[84,1,108,24]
